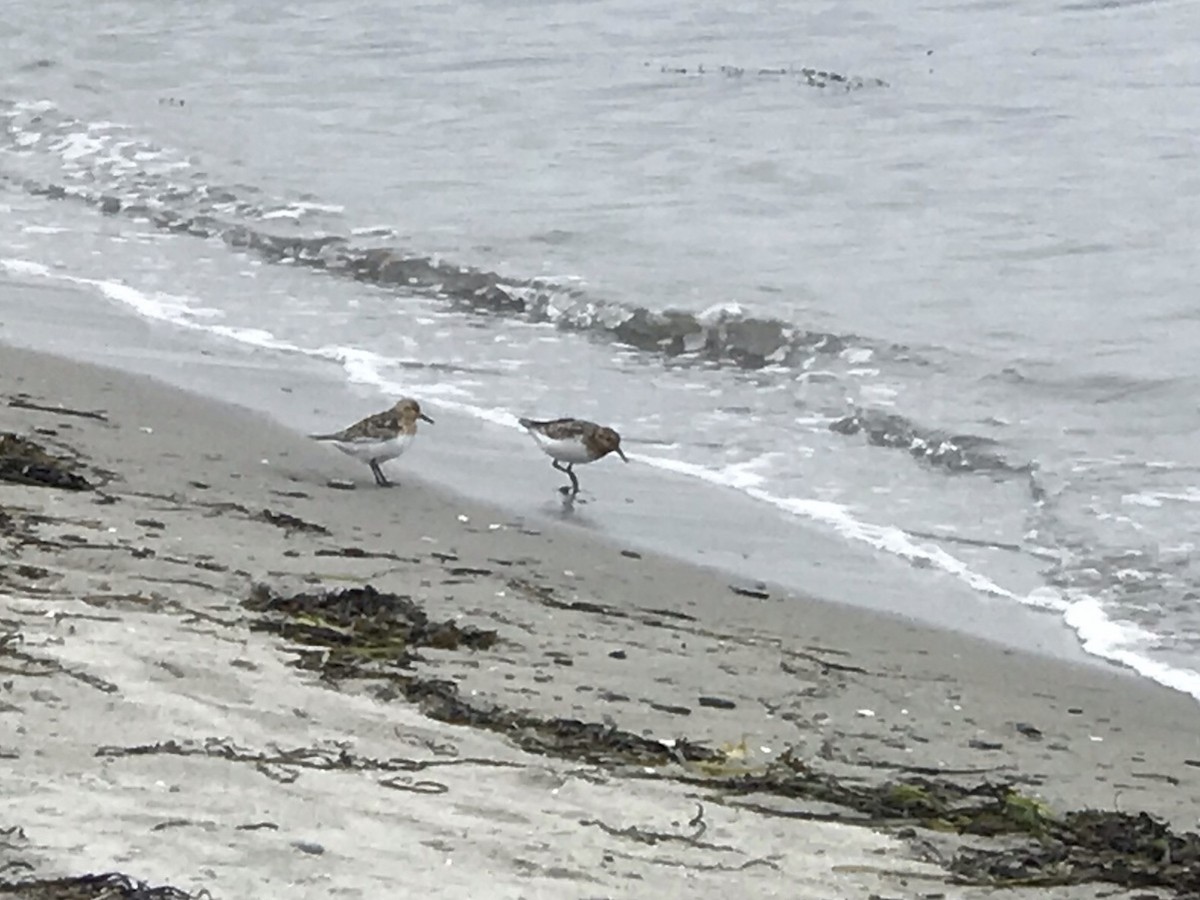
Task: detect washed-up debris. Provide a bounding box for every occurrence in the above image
[0,871,199,899]
[969,738,1004,751]
[244,580,1200,896]
[446,566,492,577]
[1015,722,1043,740]
[0,433,92,491]
[243,583,721,768]
[245,583,497,670]
[729,584,770,600]
[6,395,108,421]
[95,736,524,782]
[255,509,329,536]
[698,751,1200,895]
[950,808,1200,893]
[0,631,117,693]
[313,547,417,562]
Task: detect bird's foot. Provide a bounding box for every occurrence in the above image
[558,486,585,508]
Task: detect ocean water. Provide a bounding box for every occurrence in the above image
[3,0,1200,700]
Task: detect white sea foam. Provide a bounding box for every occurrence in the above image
[636,450,1200,702]
[1064,595,1200,699]
[1123,487,1200,507]
[260,201,346,220]
[315,345,396,386]
[207,325,298,351]
[697,301,745,323]
[3,254,1198,703]
[0,258,54,277]
[0,257,287,351]
[350,225,397,237]
[858,383,899,404]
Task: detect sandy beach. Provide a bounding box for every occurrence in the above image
[2,341,1200,900]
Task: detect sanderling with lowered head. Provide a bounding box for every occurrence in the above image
[310,398,433,487]
[518,416,628,498]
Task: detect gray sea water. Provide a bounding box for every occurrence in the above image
[2,0,1200,700]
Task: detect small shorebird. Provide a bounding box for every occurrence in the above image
[310,398,433,487]
[518,416,628,498]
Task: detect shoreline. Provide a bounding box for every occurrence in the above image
[3,341,1200,898]
[0,269,1101,670]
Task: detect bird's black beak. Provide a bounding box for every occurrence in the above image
[420,413,435,424]
[616,447,628,463]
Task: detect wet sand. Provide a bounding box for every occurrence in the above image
[2,342,1199,899]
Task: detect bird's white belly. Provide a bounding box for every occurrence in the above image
[530,433,594,465]
[333,434,412,463]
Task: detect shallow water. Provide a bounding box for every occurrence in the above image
[3,0,1199,699]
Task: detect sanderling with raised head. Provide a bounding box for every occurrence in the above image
[518,416,628,498]
[310,398,433,487]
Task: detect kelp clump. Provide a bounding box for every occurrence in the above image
[700,749,1200,895]
[692,748,1059,835]
[0,433,92,491]
[0,871,198,899]
[952,808,1200,894]
[245,583,498,671]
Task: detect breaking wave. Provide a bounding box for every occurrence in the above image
[1,97,896,375]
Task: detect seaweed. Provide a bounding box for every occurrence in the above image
[0,872,199,899]
[0,434,91,491]
[0,630,117,694]
[254,509,329,536]
[243,584,721,768]
[94,736,525,794]
[244,582,1200,897]
[692,750,1054,832]
[5,397,108,422]
[950,809,1200,893]
[245,584,497,670]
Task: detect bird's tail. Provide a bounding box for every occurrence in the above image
[517,418,536,429]
[309,433,338,441]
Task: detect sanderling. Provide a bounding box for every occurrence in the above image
[310,398,433,487]
[518,416,628,498]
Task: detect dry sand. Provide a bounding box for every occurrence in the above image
[2,342,1199,899]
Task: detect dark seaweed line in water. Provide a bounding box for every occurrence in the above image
[650,61,888,90]
[830,407,1044,489]
[0,153,879,372]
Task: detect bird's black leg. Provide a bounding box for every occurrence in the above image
[552,460,580,497]
[370,459,392,488]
